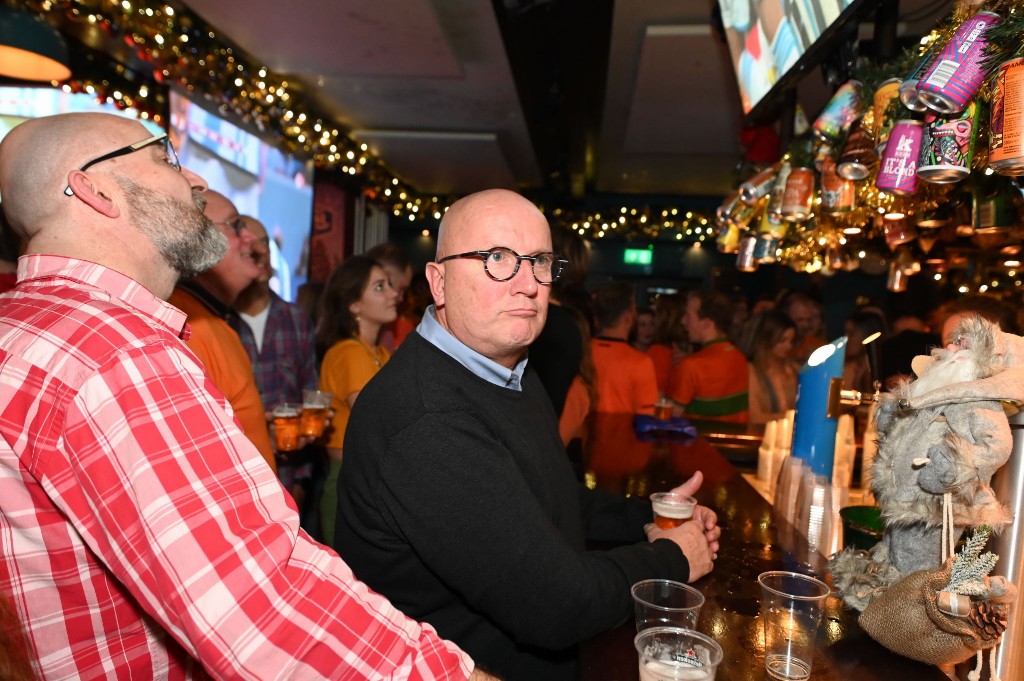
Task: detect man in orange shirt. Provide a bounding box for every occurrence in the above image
[670,290,749,423]
[590,282,658,414]
[168,191,276,471]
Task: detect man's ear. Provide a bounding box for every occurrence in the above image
[425,261,445,307]
[67,171,120,219]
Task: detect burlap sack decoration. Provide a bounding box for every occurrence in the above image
[858,561,998,666]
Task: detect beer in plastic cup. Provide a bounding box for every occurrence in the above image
[635,626,722,680]
[650,492,696,530]
[300,390,333,438]
[654,398,674,420]
[273,403,301,452]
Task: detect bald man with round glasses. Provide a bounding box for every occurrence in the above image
[335,188,720,680]
[0,112,494,680]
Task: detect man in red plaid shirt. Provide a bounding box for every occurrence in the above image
[0,112,496,680]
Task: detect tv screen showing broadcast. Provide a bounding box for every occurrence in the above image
[170,91,314,301]
[719,0,859,116]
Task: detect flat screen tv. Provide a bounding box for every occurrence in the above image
[169,91,314,302]
[719,0,872,122]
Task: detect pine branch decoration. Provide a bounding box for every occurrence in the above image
[945,525,1000,596]
[981,0,1024,79]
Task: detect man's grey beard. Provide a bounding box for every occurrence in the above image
[113,176,227,279]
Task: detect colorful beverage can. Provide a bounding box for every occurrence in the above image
[715,222,740,253]
[820,156,856,214]
[715,191,740,227]
[753,234,779,262]
[780,167,815,221]
[918,101,977,183]
[812,80,862,142]
[872,78,901,154]
[766,160,792,218]
[989,58,1024,173]
[837,118,875,180]
[900,49,938,112]
[758,205,788,240]
[736,233,759,272]
[916,11,999,115]
[876,120,923,196]
[739,164,778,205]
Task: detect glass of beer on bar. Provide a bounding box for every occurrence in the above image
[300,390,333,438]
[272,403,302,452]
[650,492,696,529]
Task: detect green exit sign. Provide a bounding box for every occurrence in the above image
[623,248,653,266]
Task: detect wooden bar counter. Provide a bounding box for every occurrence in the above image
[577,414,949,681]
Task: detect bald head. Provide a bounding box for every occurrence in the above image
[427,188,552,368]
[0,113,149,240]
[436,189,548,260]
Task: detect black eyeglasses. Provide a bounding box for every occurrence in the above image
[437,246,566,284]
[63,133,180,197]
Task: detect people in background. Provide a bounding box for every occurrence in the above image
[737,310,798,424]
[168,190,277,472]
[780,290,825,364]
[670,289,749,423]
[529,224,589,416]
[880,310,940,388]
[842,308,888,394]
[334,189,719,681]
[939,293,1020,346]
[0,112,488,680]
[366,241,413,351]
[232,215,320,531]
[648,292,691,395]
[591,281,659,414]
[316,254,399,549]
[631,307,656,352]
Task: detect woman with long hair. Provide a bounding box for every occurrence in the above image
[737,310,799,424]
[316,255,399,548]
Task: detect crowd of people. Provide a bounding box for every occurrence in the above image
[0,111,1019,680]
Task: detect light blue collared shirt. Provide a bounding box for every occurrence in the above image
[416,305,528,391]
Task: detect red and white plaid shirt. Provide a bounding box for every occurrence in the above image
[0,255,473,680]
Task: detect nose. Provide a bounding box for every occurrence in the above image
[182,167,208,192]
[508,258,539,295]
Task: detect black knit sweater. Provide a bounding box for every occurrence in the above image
[336,332,689,680]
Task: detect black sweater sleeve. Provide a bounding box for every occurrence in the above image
[371,410,689,650]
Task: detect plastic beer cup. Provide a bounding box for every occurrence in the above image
[650,492,696,529]
[273,403,302,452]
[300,389,333,438]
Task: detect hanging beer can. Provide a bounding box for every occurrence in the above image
[767,160,792,218]
[989,58,1024,174]
[780,166,815,221]
[837,118,876,180]
[820,156,856,214]
[736,233,759,272]
[916,11,999,115]
[715,191,741,227]
[900,47,939,112]
[918,101,977,183]
[876,120,924,196]
[872,78,901,154]
[739,164,778,205]
[812,80,862,142]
